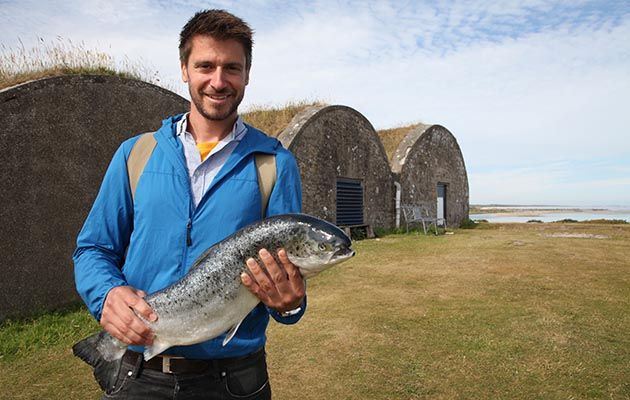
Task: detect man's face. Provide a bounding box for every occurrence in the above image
[181,35,249,122]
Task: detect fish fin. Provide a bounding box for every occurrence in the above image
[222,319,244,346]
[143,339,171,361]
[72,331,126,364]
[72,331,126,392]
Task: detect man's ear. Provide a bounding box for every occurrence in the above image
[181,62,189,83]
[245,68,250,86]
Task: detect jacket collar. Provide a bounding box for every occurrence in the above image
[153,113,280,184]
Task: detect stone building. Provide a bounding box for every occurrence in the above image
[0,75,189,320]
[275,105,395,231]
[379,123,469,228]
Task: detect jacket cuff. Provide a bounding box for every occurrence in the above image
[267,295,307,325]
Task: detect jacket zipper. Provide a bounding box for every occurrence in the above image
[186,219,192,247]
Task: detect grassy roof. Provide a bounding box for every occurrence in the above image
[241,101,325,137]
[377,123,428,161]
[0,38,159,90]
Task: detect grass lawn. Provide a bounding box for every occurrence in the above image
[1,222,629,399]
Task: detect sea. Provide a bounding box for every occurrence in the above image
[469,206,630,223]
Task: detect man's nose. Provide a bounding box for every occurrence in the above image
[211,68,228,91]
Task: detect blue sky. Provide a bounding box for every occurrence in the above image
[1,0,629,206]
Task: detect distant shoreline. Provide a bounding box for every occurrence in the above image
[469,205,630,224]
[470,206,629,216]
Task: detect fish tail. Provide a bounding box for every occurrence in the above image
[72,331,127,392]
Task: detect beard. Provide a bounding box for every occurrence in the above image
[189,87,244,121]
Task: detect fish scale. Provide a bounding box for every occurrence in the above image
[72,213,355,393]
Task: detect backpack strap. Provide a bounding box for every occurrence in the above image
[126,132,157,201]
[126,133,276,219]
[254,153,277,218]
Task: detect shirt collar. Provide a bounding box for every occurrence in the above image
[176,112,247,143]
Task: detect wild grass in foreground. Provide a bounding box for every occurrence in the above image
[1,222,629,399]
[0,37,165,90]
[0,304,98,363]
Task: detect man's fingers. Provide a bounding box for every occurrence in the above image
[101,311,153,345]
[101,285,156,346]
[277,249,305,294]
[102,324,132,345]
[246,257,279,296]
[128,294,158,322]
[259,249,288,283]
[243,250,305,313]
[241,271,272,304]
[110,302,154,344]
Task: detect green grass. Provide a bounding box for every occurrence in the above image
[0,304,99,363]
[2,223,629,399]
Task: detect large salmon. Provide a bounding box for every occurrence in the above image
[72,213,354,391]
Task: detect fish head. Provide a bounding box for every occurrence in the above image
[283,215,355,279]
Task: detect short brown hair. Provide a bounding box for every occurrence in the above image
[179,9,254,69]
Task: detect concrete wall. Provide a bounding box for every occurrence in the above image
[391,125,469,227]
[278,105,395,229]
[0,75,189,320]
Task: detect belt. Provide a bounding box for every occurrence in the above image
[122,347,265,375]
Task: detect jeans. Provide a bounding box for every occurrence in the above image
[101,349,271,400]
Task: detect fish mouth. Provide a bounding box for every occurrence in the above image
[331,247,355,263]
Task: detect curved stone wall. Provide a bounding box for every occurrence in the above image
[278,105,395,229]
[0,75,189,320]
[391,124,469,227]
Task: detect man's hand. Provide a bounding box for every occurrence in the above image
[100,286,157,345]
[241,248,305,313]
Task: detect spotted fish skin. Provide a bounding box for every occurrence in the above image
[72,214,354,391]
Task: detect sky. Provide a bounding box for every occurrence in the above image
[1,0,629,206]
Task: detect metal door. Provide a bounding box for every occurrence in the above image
[437,183,446,226]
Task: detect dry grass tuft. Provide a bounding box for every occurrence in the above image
[241,100,326,137]
[377,123,427,161]
[0,37,164,90]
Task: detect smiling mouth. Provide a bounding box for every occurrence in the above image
[207,94,230,102]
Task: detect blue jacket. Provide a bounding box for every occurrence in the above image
[73,114,304,359]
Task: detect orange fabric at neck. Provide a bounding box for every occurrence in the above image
[196,141,218,160]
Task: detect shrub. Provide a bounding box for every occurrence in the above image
[349,226,367,240]
[459,218,479,229]
[583,219,628,225]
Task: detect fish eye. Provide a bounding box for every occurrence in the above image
[318,243,326,251]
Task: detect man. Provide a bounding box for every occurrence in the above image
[74,9,304,399]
